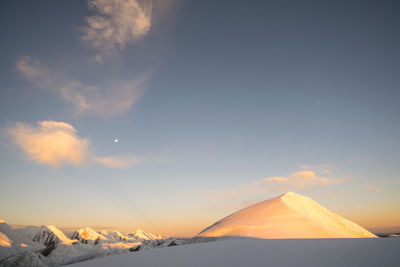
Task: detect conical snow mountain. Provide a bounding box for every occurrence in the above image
[196,191,377,239]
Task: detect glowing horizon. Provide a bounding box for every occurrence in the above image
[3,189,400,237]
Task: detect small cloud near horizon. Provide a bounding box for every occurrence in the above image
[363,185,381,192]
[94,154,170,168]
[203,165,346,201]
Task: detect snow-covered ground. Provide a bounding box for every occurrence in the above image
[70,237,400,267]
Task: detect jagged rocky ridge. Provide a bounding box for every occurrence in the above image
[0,221,186,266]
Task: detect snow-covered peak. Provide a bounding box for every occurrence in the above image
[280,191,296,197]
[71,227,106,245]
[129,229,164,241]
[0,220,25,246]
[280,191,376,238]
[100,230,136,242]
[0,232,12,247]
[33,225,75,245]
[0,221,12,233]
[196,192,377,239]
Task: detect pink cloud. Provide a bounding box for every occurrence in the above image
[6,121,89,167]
[203,166,346,201]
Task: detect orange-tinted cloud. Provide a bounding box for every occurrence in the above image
[298,163,333,175]
[94,153,170,168]
[5,121,169,168]
[263,177,288,183]
[203,166,346,201]
[94,155,144,168]
[6,121,89,167]
[270,171,333,188]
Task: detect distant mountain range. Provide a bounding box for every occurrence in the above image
[0,192,385,266]
[0,219,183,266]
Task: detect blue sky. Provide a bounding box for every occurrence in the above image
[0,0,399,236]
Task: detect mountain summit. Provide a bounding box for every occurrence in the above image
[33,225,75,246]
[196,191,376,239]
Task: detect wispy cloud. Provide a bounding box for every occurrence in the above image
[363,185,381,192]
[94,154,169,168]
[81,0,152,62]
[5,121,89,167]
[297,163,333,175]
[260,171,336,188]
[15,56,55,88]
[203,165,346,201]
[94,156,143,168]
[16,56,146,117]
[5,121,165,168]
[60,78,145,117]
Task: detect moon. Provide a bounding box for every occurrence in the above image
[114,138,119,143]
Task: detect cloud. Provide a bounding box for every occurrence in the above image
[203,166,346,201]
[81,0,152,62]
[274,171,333,188]
[15,56,55,88]
[5,121,167,168]
[94,156,143,168]
[6,121,89,167]
[15,56,146,117]
[264,177,288,183]
[298,163,333,175]
[251,171,340,192]
[94,152,170,168]
[60,79,145,117]
[94,154,168,168]
[363,185,381,192]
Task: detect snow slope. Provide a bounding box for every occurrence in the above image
[0,250,48,267]
[0,221,24,246]
[14,226,41,243]
[196,191,376,239]
[0,221,39,260]
[33,225,76,245]
[0,233,11,248]
[69,238,400,267]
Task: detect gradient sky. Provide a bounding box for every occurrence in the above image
[0,0,399,237]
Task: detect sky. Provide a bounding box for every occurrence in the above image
[0,0,399,237]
